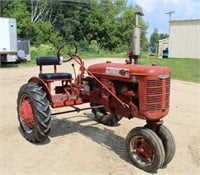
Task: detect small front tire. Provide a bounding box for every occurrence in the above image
[156,125,176,167]
[126,127,165,172]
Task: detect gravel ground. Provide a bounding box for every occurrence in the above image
[0,58,200,175]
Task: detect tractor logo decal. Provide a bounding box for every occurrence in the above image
[158,74,170,79]
[106,67,129,77]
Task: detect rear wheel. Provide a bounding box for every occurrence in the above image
[17,83,51,143]
[126,127,165,172]
[90,103,122,126]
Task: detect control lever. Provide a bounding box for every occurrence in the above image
[71,63,77,80]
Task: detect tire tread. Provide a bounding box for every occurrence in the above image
[17,82,51,143]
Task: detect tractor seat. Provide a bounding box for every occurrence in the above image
[36,56,60,65]
[36,56,72,81]
[39,73,72,81]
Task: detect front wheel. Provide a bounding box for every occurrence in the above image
[126,127,165,172]
[156,125,176,167]
[90,103,122,126]
[17,83,51,143]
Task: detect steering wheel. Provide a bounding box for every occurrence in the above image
[57,42,77,63]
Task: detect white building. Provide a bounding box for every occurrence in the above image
[158,19,200,59]
[157,38,169,58]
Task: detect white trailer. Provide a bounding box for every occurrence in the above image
[0,17,18,65]
[0,17,30,66]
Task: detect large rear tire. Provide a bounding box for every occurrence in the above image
[17,82,51,143]
[126,127,165,172]
[90,103,122,126]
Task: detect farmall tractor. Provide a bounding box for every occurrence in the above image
[17,43,175,172]
[16,13,175,173]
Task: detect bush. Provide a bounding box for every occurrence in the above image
[30,44,57,63]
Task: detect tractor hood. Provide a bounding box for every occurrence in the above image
[87,62,171,80]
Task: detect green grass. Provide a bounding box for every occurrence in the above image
[139,57,200,83]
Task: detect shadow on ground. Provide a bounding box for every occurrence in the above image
[49,113,131,165]
[0,63,19,68]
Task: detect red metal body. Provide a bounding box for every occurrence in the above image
[87,62,171,121]
[28,54,171,122]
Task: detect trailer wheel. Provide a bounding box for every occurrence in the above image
[126,127,165,172]
[90,103,122,126]
[156,125,176,167]
[17,83,51,143]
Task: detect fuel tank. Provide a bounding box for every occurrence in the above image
[87,62,171,81]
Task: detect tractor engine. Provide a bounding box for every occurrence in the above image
[85,77,140,119]
[87,62,171,121]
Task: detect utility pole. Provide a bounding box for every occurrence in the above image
[165,11,175,34]
[165,11,175,21]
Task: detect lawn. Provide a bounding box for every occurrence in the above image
[139,57,200,83]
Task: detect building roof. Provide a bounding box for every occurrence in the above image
[170,19,200,24]
[159,37,169,42]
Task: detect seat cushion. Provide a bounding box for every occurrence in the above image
[39,73,72,80]
[36,57,60,65]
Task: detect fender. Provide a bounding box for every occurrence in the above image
[28,77,52,103]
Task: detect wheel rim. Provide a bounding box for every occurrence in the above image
[19,96,35,132]
[129,136,154,166]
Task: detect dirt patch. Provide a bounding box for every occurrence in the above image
[188,137,200,166]
[0,58,200,175]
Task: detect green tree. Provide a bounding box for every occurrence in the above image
[149,28,168,53]
[1,0,61,45]
[1,0,31,38]
[160,33,169,40]
[149,28,160,53]
[116,6,148,52]
[1,0,149,52]
[78,0,148,52]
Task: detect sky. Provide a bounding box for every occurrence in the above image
[127,0,200,38]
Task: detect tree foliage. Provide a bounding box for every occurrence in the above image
[1,0,149,52]
[149,28,169,53]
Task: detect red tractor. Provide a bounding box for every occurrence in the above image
[17,43,175,172]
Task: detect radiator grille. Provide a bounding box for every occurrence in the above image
[146,78,170,112]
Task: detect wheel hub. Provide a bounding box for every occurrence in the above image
[19,98,35,129]
[131,137,153,164]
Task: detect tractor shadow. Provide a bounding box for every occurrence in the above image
[49,112,131,165]
[0,63,19,68]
